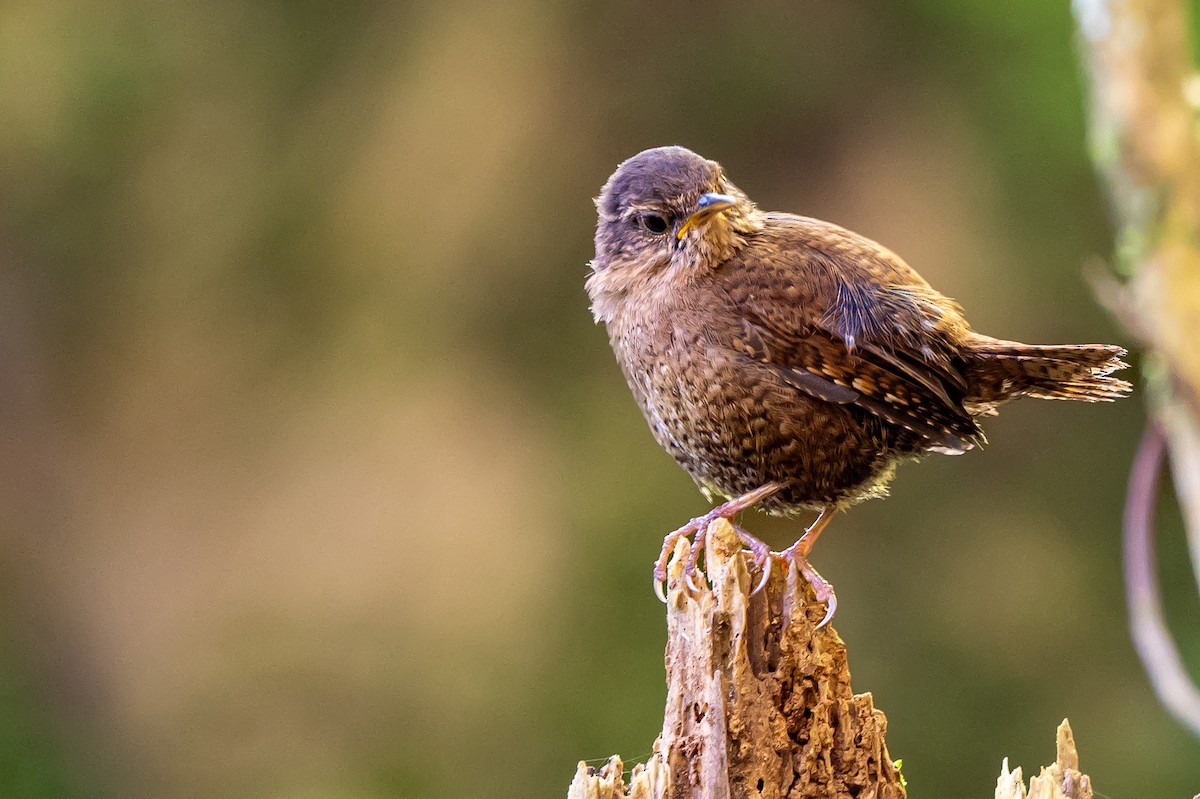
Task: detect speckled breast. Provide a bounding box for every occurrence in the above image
[612,316,908,514]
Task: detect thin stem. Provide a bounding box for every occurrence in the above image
[1123,422,1200,736]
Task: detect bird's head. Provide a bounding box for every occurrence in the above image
[587,146,762,319]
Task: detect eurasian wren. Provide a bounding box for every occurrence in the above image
[586,146,1130,618]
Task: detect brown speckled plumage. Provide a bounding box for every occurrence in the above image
[587,146,1131,523]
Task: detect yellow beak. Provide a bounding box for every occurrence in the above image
[676,192,736,240]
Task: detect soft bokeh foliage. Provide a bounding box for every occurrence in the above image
[0,1,1195,798]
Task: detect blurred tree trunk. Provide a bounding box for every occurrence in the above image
[564,521,1093,798]
[1072,0,1200,736]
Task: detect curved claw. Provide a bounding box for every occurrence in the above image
[779,549,838,628]
[750,552,772,596]
[653,575,669,604]
[815,589,837,629]
[725,522,772,598]
[680,523,710,597]
[652,544,681,590]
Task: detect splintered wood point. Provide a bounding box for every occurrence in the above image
[993,720,1093,799]
[568,518,904,798]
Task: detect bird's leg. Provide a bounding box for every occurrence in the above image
[779,505,835,560]
[653,482,783,602]
[777,505,838,627]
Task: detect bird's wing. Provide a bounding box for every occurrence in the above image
[732,313,983,452]
[721,215,983,452]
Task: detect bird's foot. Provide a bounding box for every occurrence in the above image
[738,525,774,596]
[777,543,837,628]
[676,521,773,597]
[652,483,783,602]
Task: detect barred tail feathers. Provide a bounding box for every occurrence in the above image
[964,339,1132,406]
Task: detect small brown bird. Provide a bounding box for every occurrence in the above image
[587,146,1131,619]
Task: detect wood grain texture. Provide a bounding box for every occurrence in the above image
[567,519,904,799]
[565,527,1099,797]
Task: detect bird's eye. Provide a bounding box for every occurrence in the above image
[638,213,669,235]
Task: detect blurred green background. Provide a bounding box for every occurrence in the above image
[0,1,1197,797]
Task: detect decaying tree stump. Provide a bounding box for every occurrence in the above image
[566,520,1098,798]
[570,518,904,799]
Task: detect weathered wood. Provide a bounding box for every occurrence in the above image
[994,720,1093,799]
[567,756,658,799]
[566,522,1098,798]
[568,518,904,799]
